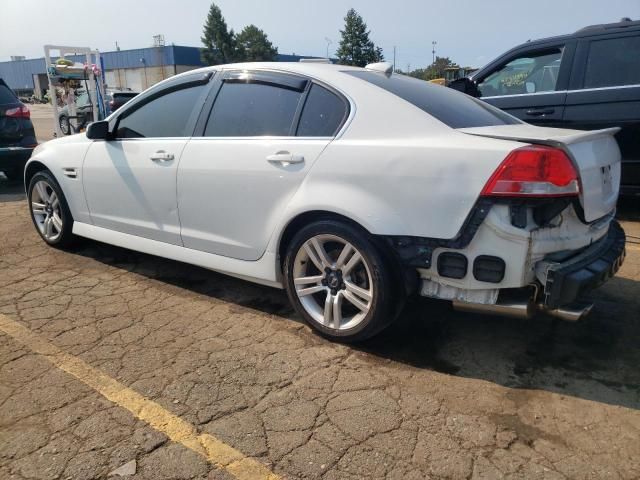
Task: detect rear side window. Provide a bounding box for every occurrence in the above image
[584,36,640,88]
[346,71,521,129]
[205,82,302,136]
[117,84,206,138]
[297,84,348,136]
[0,84,17,105]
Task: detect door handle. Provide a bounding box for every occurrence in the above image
[525,108,555,116]
[150,150,175,162]
[266,151,305,166]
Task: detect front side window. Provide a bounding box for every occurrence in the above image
[116,84,206,138]
[477,49,563,97]
[297,84,348,136]
[346,70,520,129]
[205,82,302,137]
[584,36,640,88]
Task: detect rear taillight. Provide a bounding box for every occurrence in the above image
[5,105,30,119]
[481,145,579,197]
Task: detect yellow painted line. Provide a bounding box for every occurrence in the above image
[0,314,280,480]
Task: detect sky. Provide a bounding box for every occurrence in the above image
[1,0,639,70]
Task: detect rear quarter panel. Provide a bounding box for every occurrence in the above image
[276,132,521,241]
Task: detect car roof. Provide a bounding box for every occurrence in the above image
[521,17,639,47]
[167,62,364,87]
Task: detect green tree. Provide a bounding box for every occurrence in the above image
[410,56,459,80]
[201,2,237,65]
[336,9,384,67]
[374,46,384,62]
[236,25,278,62]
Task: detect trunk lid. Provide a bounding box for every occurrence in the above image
[459,125,621,222]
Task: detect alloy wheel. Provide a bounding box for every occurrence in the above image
[292,234,374,330]
[31,180,63,242]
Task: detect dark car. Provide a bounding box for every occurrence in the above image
[450,18,640,195]
[0,79,37,181]
[108,91,138,114]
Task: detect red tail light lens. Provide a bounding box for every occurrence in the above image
[481,145,579,197]
[5,105,30,119]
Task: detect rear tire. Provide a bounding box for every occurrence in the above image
[283,219,403,342]
[27,170,77,249]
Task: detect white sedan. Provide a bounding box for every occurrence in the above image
[25,61,626,341]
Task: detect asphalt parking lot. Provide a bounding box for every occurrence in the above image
[1,110,639,479]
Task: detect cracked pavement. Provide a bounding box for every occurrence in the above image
[0,183,639,479]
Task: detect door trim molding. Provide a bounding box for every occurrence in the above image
[482,82,640,100]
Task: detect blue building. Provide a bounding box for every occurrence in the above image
[0,45,322,97]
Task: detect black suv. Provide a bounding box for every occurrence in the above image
[451,18,640,195]
[0,79,37,181]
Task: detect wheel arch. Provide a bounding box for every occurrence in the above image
[276,209,418,296]
[277,210,371,269]
[24,160,52,191]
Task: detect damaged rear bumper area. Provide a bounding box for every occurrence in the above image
[453,220,626,321]
[536,220,626,309]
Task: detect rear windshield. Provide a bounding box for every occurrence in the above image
[345,71,521,129]
[0,84,17,105]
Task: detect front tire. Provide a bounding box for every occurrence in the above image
[28,171,76,248]
[283,219,402,342]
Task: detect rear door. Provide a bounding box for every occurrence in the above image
[475,42,574,125]
[563,31,640,194]
[177,70,350,261]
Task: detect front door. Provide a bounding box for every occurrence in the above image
[83,79,210,245]
[178,72,350,261]
[476,45,569,125]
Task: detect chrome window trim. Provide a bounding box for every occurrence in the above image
[187,136,334,142]
[565,83,640,94]
[481,91,563,100]
[481,82,640,99]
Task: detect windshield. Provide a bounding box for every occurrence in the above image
[345,70,521,129]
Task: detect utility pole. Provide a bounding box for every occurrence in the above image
[407,63,411,74]
[393,46,396,72]
[432,40,437,64]
[325,37,333,59]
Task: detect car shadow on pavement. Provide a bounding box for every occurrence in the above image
[71,239,640,412]
[0,176,26,202]
[360,287,640,411]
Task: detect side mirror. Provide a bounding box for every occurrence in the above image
[448,77,480,97]
[86,121,110,140]
[525,81,536,94]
